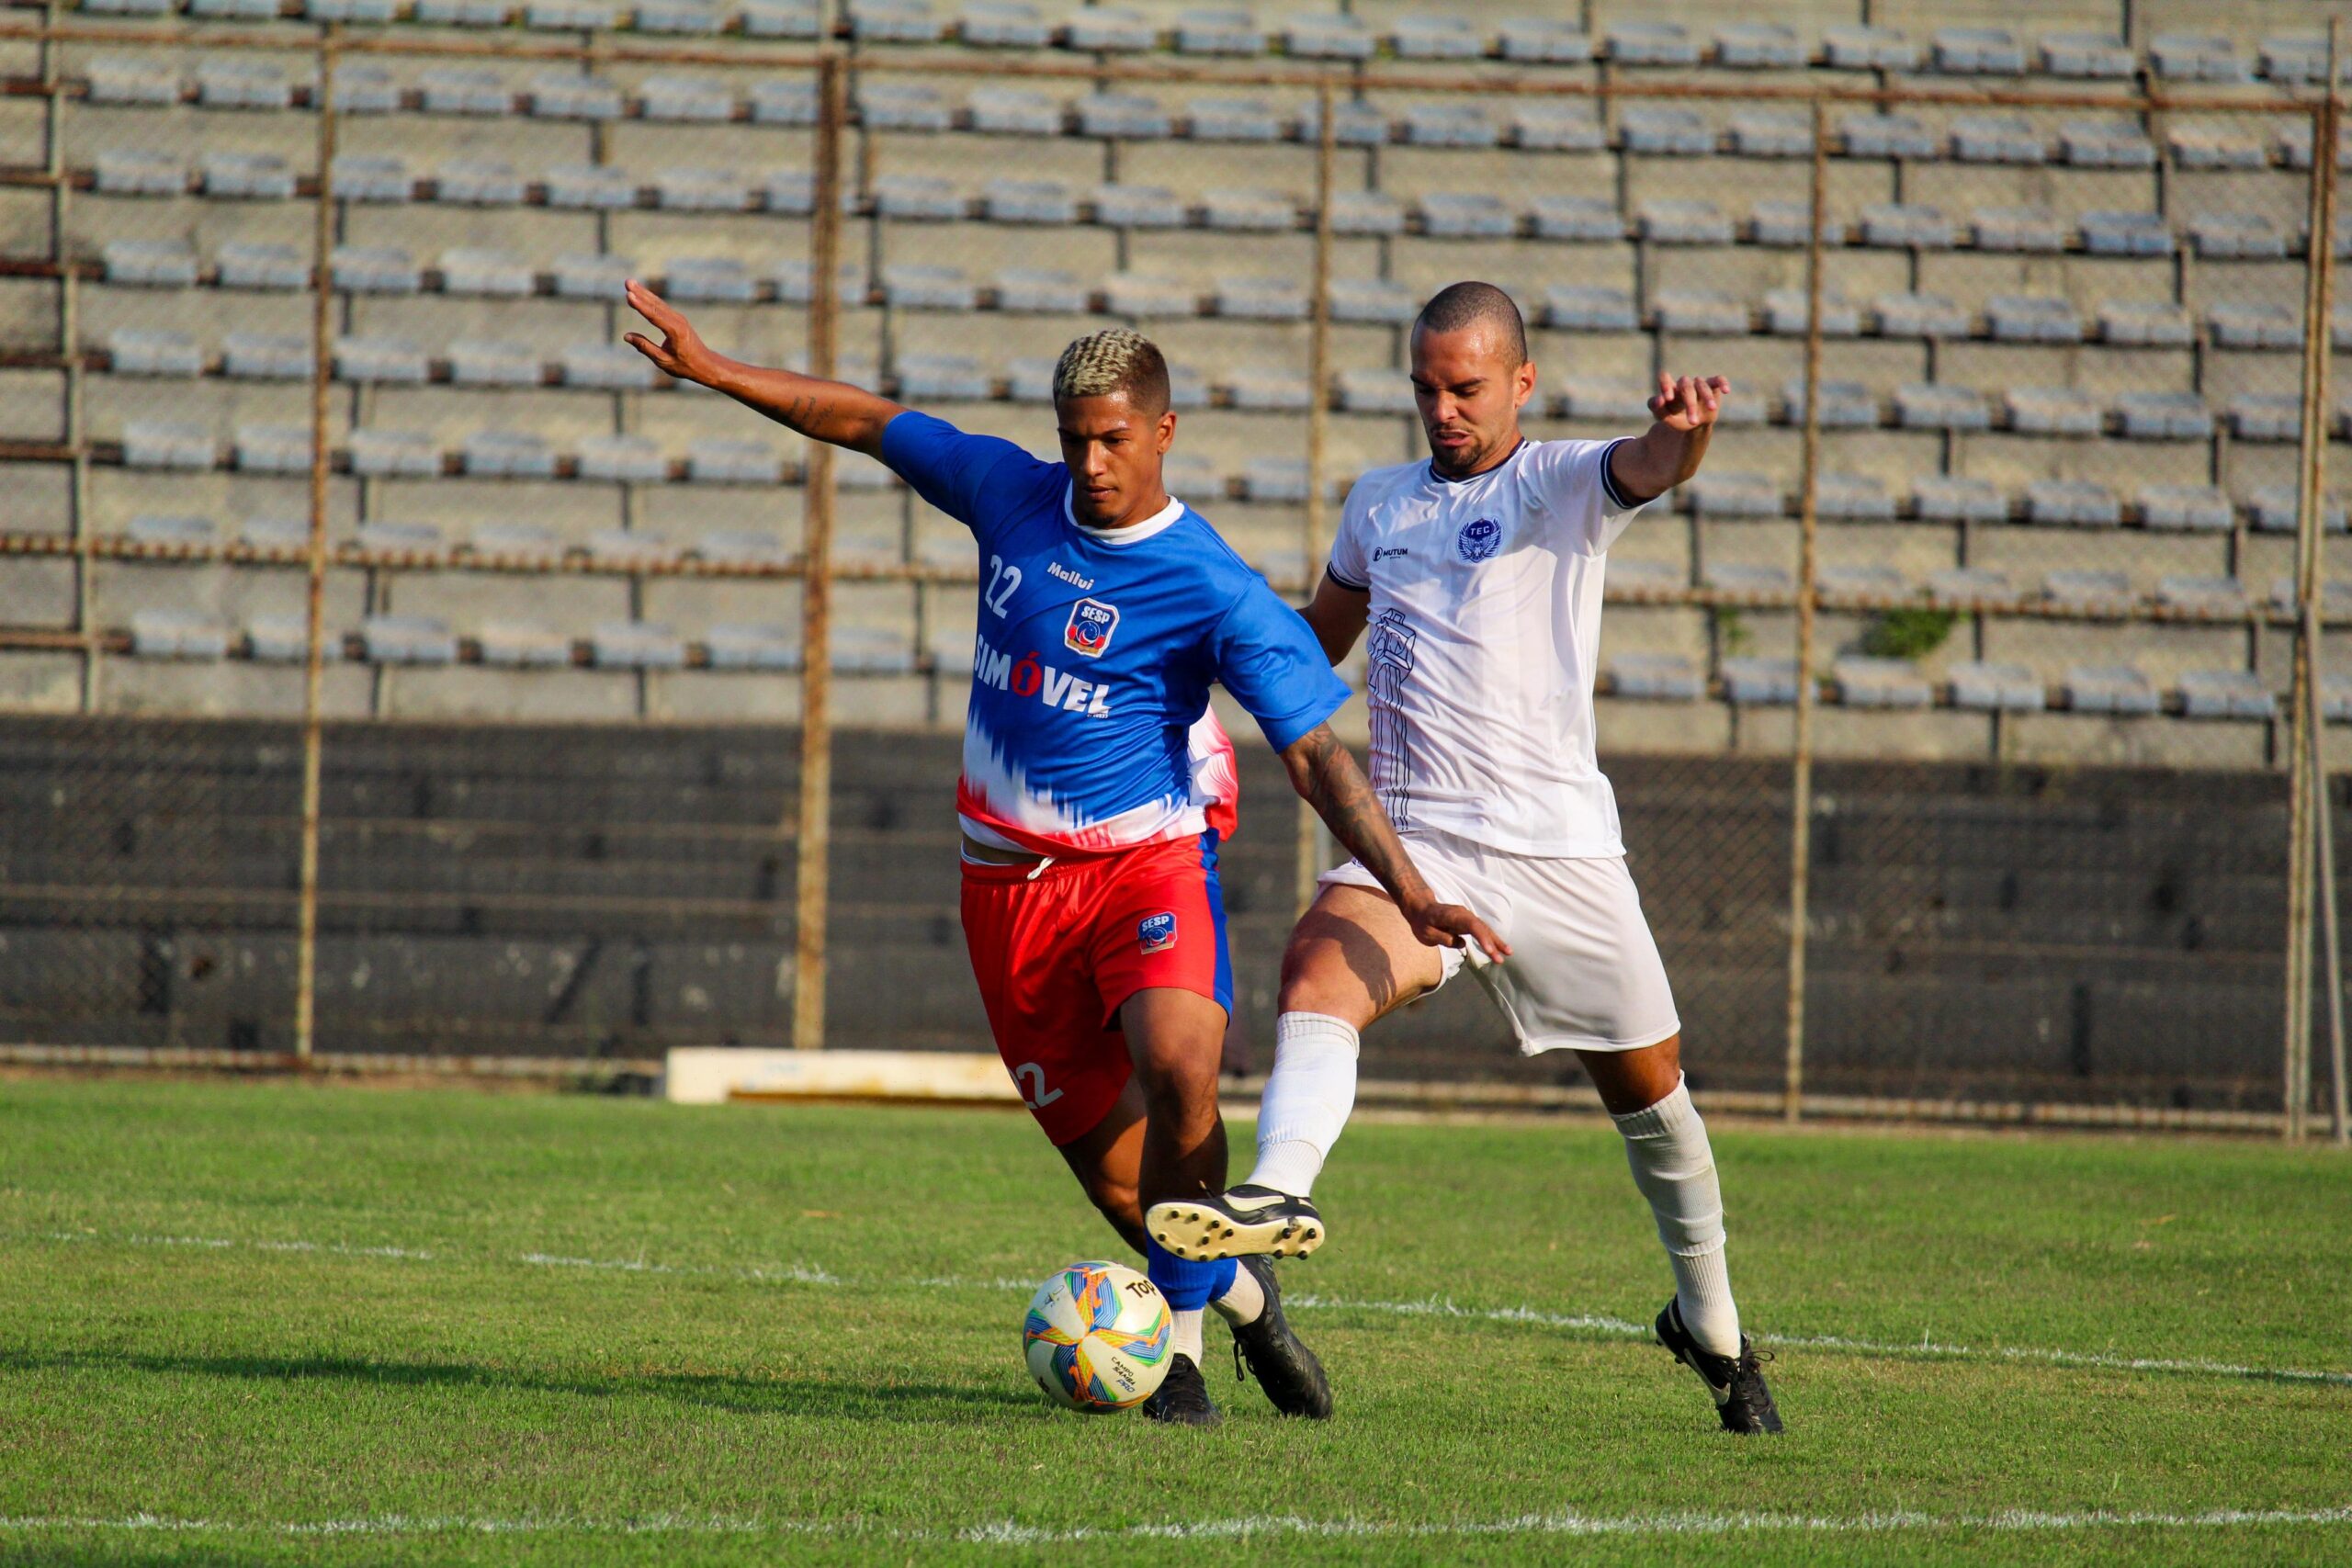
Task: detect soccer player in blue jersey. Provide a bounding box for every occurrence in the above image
[625,284,1504,1427]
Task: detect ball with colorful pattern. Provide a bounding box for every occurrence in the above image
[1023,1259,1173,1413]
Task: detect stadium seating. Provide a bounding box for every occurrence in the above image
[2,9,2346,759]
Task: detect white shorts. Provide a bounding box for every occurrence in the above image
[1319,828,1680,1055]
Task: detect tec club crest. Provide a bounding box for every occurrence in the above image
[1456,517,1503,562]
[1064,597,1119,658]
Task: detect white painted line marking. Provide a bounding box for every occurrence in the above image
[2,1506,2347,1542]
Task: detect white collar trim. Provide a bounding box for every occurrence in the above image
[1065,485,1184,547]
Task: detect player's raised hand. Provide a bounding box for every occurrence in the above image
[1648,372,1730,433]
[622,279,717,384]
[1404,897,1511,962]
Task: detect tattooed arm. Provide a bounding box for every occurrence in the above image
[1280,723,1510,957]
[623,279,904,457]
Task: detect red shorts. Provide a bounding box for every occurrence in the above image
[960,831,1233,1145]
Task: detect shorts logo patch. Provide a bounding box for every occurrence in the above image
[1456,517,1503,563]
[1064,598,1120,659]
[1137,912,1178,953]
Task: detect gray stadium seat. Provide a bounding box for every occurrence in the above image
[1608,654,1704,701]
[449,339,542,387]
[1931,566,2013,600]
[1217,276,1306,321]
[1077,92,1170,139]
[1544,287,1637,333]
[1091,184,1183,228]
[1422,192,1516,238]
[2261,35,2337,85]
[470,523,561,557]
[883,264,978,308]
[334,334,429,383]
[1332,191,1408,235]
[132,608,233,660]
[2083,211,2174,255]
[478,621,574,667]
[333,154,413,203]
[1606,559,1682,594]
[347,428,437,477]
[2063,118,2157,168]
[1873,292,1969,338]
[1653,290,1748,335]
[1818,564,1906,598]
[984,178,1078,224]
[1729,111,1810,158]
[1102,273,1195,317]
[2177,671,2276,721]
[104,239,199,287]
[1949,661,2046,712]
[1915,477,2007,523]
[1933,27,2024,74]
[2065,665,2160,715]
[329,62,399,112]
[356,520,441,552]
[1329,278,1416,323]
[1896,383,1992,431]
[1403,103,1498,149]
[1722,657,1800,705]
[554,254,631,299]
[2115,391,2215,441]
[969,87,1060,136]
[2156,574,2246,613]
[1391,14,1483,60]
[1973,207,2070,252]
[1228,367,1311,411]
[2149,32,2245,83]
[1608,21,1697,66]
[123,421,217,469]
[666,257,756,302]
[223,333,308,380]
[687,440,784,484]
[748,79,817,124]
[639,74,735,122]
[87,56,181,105]
[2170,125,2268,170]
[1951,115,2044,164]
[1203,187,1297,231]
[994,268,1086,312]
[1751,202,1841,247]
[1783,378,1877,426]
[1639,199,1734,244]
[95,149,186,196]
[850,0,944,42]
[441,248,535,296]
[1061,6,1154,51]
[1823,24,1918,71]
[462,432,557,481]
[2046,570,2133,610]
[1715,22,1803,69]
[233,425,312,473]
[196,61,294,109]
[589,529,684,564]
[1816,474,1897,520]
[1691,475,1782,517]
[2248,488,2349,534]
[2041,33,2133,77]
[1841,112,1936,159]
[1558,381,1651,422]
[658,167,754,211]
[1623,107,1712,156]
[108,328,202,376]
[1497,17,1589,62]
[896,354,989,399]
[706,625,800,671]
[127,513,215,547]
[594,622,689,670]
[546,164,637,209]
[2231,395,2302,442]
[1510,104,1605,152]
[2030,484,2123,528]
[248,614,332,662]
[1860,202,1956,248]
[2207,303,2301,350]
[1174,8,1262,55]
[528,73,623,120]
[1242,457,1309,502]
[437,160,525,206]
[2191,213,2291,259]
[1985,294,2083,343]
[1184,96,1280,142]
[638,0,727,33]
[578,434,670,482]
[363,615,458,666]
[2007,387,2100,435]
[1835,658,1932,709]
[859,83,952,132]
[959,1,1046,47]
[1336,368,1415,415]
[699,529,788,566]
[2098,299,2195,345]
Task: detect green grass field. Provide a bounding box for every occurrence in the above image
[2,1078,2348,1565]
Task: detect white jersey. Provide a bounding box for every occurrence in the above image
[1328,437,1647,858]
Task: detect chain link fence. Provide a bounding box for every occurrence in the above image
[0,10,2344,1134]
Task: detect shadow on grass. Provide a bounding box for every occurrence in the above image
[0,1348,1037,1421]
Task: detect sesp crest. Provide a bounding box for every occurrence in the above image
[1064,597,1120,658]
[1456,517,1503,562]
[1136,912,1178,953]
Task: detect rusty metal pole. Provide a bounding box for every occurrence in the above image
[293,28,339,1063]
[1781,96,1828,1123]
[792,51,845,1052]
[1295,75,1338,915]
[2311,21,2347,1145]
[2287,78,2341,1141]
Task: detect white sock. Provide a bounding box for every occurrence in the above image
[1210,1262,1265,1326]
[1611,1074,1742,1359]
[1171,1307,1204,1364]
[1247,1012,1360,1196]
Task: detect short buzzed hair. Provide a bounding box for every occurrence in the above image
[1414,280,1529,368]
[1053,328,1170,417]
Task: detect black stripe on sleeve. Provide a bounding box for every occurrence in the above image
[1598,437,1654,513]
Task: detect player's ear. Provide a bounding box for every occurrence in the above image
[1512,357,1537,410]
[1155,410,1177,453]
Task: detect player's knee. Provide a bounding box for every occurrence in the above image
[1130,1035,1218,1109]
[1084,1169,1141,1230]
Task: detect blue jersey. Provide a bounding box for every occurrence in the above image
[882,411,1349,856]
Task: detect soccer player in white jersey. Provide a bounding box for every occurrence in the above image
[1147,281,1782,1434]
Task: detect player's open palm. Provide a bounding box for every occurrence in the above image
[1648,372,1730,433]
[1407,899,1511,964]
[622,279,712,383]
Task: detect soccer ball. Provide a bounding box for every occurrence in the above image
[1023,1259,1172,1412]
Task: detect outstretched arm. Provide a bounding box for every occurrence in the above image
[1608,372,1727,502]
[1279,723,1510,959]
[623,279,905,457]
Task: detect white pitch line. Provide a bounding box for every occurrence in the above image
[17,1231,2352,1389]
[2,1506,2347,1543]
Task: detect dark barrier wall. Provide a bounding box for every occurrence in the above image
[0,717,2301,1111]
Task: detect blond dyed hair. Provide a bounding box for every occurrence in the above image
[1051,328,1171,415]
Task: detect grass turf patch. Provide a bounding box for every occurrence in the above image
[2,1079,2346,1565]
